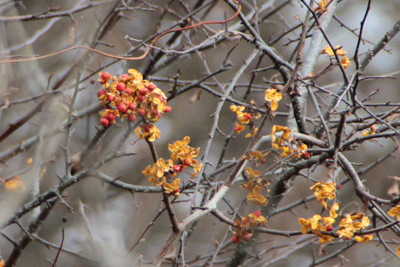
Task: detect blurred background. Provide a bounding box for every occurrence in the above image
[1,0,400,266]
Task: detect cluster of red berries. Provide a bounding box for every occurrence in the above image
[97,69,171,127]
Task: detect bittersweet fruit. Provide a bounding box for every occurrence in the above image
[128,114,136,122]
[242,233,251,242]
[139,88,148,96]
[118,74,129,82]
[107,94,115,102]
[253,210,262,217]
[232,236,240,244]
[128,103,136,110]
[97,89,106,97]
[118,103,127,113]
[147,83,156,91]
[100,118,109,127]
[101,72,111,80]
[106,113,116,122]
[125,88,133,96]
[183,158,192,166]
[150,109,158,116]
[116,83,126,92]
[137,108,146,117]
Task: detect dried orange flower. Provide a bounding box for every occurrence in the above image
[299,215,321,234]
[265,89,282,111]
[314,0,327,12]
[245,167,262,180]
[243,150,270,165]
[135,124,161,142]
[232,211,267,243]
[388,205,400,220]
[245,128,258,139]
[355,235,373,244]
[234,122,245,133]
[230,105,252,124]
[168,136,202,177]
[142,158,174,186]
[271,125,292,143]
[361,125,376,137]
[321,45,347,57]
[310,181,336,209]
[163,178,181,197]
[299,212,337,244]
[241,181,268,206]
[330,203,339,218]
[336,214,370,239]
[341,56,351,69]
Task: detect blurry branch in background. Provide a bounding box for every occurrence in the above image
[1,0,400,267]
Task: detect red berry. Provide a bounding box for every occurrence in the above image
[106,113,116,122]
[150,109,158,116]
[107,94,115,102]
[90,79,95,84]
[147,83,157,91]
[172,189,180,195]
[232,236,240,244]
[253,210,261,217]
[118,103,127,113]
[157,114,162,119]
[137,108,146,117]
[101,72,111,80]
[100,118,109,127]
[125,88,133,95]
[139,88,149,95]
[234,126,241,132]
[97,89,106,97]
[336,184,343,190]
[128,114,136,122]
[246,113,252,120]
[242,233,251,242]
[346,237,350,241]
[302,151,310,158]
[173,165,183,173]
[143,125,151,132]
[116,83,126,92]
[128,103,136,110]
[326,225,333,231]
[183,158,192,166]
[164,106,172,113]
[118,74,129,82]
[137,95,146,102]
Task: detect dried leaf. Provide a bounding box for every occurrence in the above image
[189,90,203,103]
[388,181,399,199]
[39,168,47,180]
[67,26,76,45]
[1,95,10,110]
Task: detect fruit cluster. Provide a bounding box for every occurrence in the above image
[232,210,267,243]
[142,136,203,187]
[97,69,171,131]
